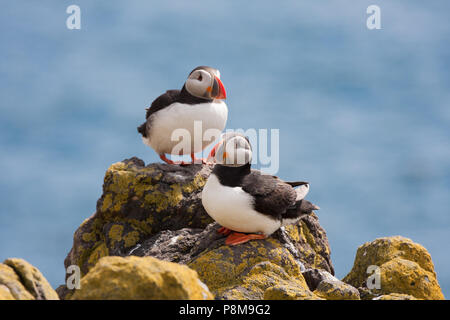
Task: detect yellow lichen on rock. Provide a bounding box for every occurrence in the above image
[108,224,124,245]
[63,159,334,299]
[0,263,34,300]
[343,236,444,300]
[123,230,140,247]
[142,184,183,212]
[283,216,333,273]
[188,239,319,300]
[264,283,321,300]
[374,293,418,300]
[65,158,215,277]
[71,256,213,300]
[379,258,443,300]
[0,258,58,300]
[182,173,206,194]
[87,242,110,267]
[313,279,360,300]
[0,284,15,300]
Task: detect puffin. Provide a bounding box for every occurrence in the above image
[137,66,228,165]
[202,133,320,246]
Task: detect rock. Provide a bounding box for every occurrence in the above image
[129,222,328,300]
[356,286,379,300]
[263,282,320,300]
[55,284,73,300]
[186,228,318,300]
[343,236,444,300]
[378,258,443,300]
[65,158,214,276]
[60,158,447,300]
[70,256,213,300]
[0,284,15,300]
[0,263,32,300]
[373,293,418,300]
[62,158,334,300]
[302,268,327,291]
[0,258,58,300]
[302,268,359,300]
[314,279,360,300]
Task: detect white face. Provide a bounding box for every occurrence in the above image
[185,69,215,99]
[215,134,252,167]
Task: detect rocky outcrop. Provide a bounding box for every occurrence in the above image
[71,256,213,300]
[2,158,444,301]
[58,158,446,301]
[0,258,59,300]
[343,236,444,300]
[61,157,334,300]
[64,158,214,277]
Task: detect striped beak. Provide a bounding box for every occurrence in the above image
[212,76,226,99]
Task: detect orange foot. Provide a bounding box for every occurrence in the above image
[190,153,208,165]
[159,154,190,165]
[225,232,266,246]
[207,141,222,162]
[217,227,232,236]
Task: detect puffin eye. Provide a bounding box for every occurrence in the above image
[197,74,203,81]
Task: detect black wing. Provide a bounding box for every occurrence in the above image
[137,90,181,138]
[283,199,318,221]
[241,170,297,219]
[145,89,180,119]
[285,181,309,187]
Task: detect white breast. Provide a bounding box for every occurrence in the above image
[143,101,228,155]
[201,174,281,235]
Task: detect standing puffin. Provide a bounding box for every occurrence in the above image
[137,66,228,165]
[202,133,320,245]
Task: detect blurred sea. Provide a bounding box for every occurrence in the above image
[1,1,449,296]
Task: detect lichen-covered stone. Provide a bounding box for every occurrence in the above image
[343,236,444,300]
[301,268,360,300]
[0,263,34,300]
[314,278,360,300]
[190,246,317,300]
[378,258,442,300]
[283,219,334,274]
[263,282,320,300]
[134,220,331,300]
[0,258,58,300]
[63,217,332,300]
[119,222,327,300]
[373,293,418,300]
[63,158,334,295]
[356,286,379,300]
[0,284,15,300]
[71,256,213,300]
[60,158,337,300]
[64,158,214,276]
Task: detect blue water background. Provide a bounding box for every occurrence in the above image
[1,1,449,296]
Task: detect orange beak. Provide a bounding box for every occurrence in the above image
[213,77,226,100]
[207,141,222,161]
[222,151,228,163]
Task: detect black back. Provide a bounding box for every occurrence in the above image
[213,164,298,220]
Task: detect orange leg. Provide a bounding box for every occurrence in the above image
[207,141,222,162]
[225,232,266,246]
[190,153,207,165]
[217,227,232,236]
[159,154,189,165]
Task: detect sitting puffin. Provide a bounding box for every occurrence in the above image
[137,66,228,165]
[202,133,320,245]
